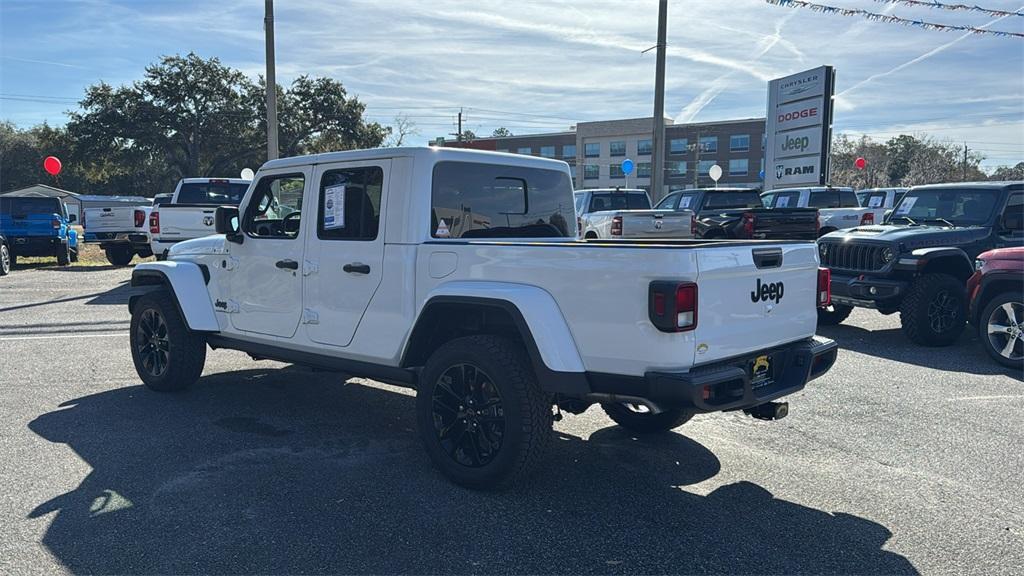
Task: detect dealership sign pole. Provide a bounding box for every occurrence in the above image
[763,65,835,190]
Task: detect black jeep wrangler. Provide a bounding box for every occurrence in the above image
[818,181,1024,346]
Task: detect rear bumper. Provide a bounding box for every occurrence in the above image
[7,236,62,256]
[830,273,908,308]
[89,232,150,248]
[590,336,838,413]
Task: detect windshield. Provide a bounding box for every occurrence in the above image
[176,182,249,205]
[888,188,998,225]
[693,191,761,210]
[588,192,650,212]
[2,197,61,215]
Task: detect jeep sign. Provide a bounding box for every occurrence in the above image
[774,125,822,159]
[764,65,835,190]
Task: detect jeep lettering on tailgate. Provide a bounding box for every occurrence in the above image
[751,279,785,303]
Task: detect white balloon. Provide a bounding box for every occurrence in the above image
[708,164,722,182]
[240,168,255,180]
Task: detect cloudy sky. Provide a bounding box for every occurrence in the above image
[1,0,1022,168]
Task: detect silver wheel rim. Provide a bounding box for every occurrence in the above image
[987,301,1024,361]
[1,246,8,273]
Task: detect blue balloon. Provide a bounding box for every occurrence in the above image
[621,158,634,175]
[758,169,765,180]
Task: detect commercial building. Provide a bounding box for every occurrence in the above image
[440,116,766,199]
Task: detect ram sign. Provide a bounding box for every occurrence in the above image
[763,66,835,190]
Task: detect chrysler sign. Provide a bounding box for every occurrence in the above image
[764,65,835,190]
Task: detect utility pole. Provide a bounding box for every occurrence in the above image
[451,108,464,143]
[264,0,279,160]
[963,142,968,181]
[650,0,668,201]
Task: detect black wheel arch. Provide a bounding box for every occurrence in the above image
[912,248,975,283]
[402,296,589,396]
[973,272,1024,325]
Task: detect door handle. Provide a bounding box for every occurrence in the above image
[275,259,299,270]
[343,263,371,274]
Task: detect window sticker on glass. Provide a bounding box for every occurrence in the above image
[868,195,884,208]
[776,196,790,208]
[895,197,917,215]
[324,185,346,229]
[436,219,450,237]
[679,196,692,209]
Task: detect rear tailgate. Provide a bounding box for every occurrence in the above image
[155,205,219,241]
[621,209,694,238]
[752,208,818,240]
[694,242,818,364]
[85,207,144,235]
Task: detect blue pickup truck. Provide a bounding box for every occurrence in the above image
[0,196,79,266]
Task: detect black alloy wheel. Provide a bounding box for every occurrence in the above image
[927,289,960,334]
[431,363,506,468]
[135,308,171,378]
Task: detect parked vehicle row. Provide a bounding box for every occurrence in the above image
[657,187,819,240]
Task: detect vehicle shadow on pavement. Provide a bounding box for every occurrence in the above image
[27,366,917,575]
[819,323,1021,379]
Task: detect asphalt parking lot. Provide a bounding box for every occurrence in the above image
[1,266,1021,575]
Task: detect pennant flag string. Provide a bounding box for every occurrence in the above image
[764,0,1024,38]
[870,1,1023,18]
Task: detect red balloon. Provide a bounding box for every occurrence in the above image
[43,156,62,176]
[854,157,866,170]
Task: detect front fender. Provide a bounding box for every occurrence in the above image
[131,261,218,331]
[420,281,585,373]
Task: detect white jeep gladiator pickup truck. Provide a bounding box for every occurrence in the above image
[763,186,884,237]
[149,178,250,259]
[575,188,693,239]
[127,147,837,489]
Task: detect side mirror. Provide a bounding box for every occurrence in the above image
[1002,211,1023,232]
[215,206,243,244]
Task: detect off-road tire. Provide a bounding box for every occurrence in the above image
[105,245,134,266]
[979,291,1024,369]
[0,243,10,276]
[817,302,854,326]
[601,403,694,433]
[900,273,966,347]
[56,242,70,266]
[416,335,553,490]
[130,291,206,392]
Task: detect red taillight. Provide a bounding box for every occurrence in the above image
[860,212,874,226]
[649,281,698,332]
[149,211,160,234]
[817,267,831,308]
[611,215,622,236]
[134,209,146,228]
[690,214,697,237]
[52,218,60,229]
[741,212,755,237]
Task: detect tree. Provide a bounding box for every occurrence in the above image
[459,129,477,142]
[491,127,513,137]
[829,133,986,188]
[386,114,419,147]
[61,53,388,195]
[988,162,1024,181]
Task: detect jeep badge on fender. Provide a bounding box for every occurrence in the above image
[751,279,785,303]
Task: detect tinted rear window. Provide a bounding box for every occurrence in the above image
[431,161,573,239]
[702,191,761,209]
[588,192,650,212]
[176,182,248,205]
[2,197,61,214]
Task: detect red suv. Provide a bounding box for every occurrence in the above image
[968,247,1024,368]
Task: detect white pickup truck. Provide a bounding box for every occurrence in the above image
[575,188,693,239]
[763,186,885,237]
[149,178,249,259]
[126,147,837,489]
[83,199,152,265]
[856,187,908,214]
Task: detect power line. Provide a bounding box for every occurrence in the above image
[869,0,1024,18]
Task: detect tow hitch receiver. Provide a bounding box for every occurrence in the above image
[744,401,789,421]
